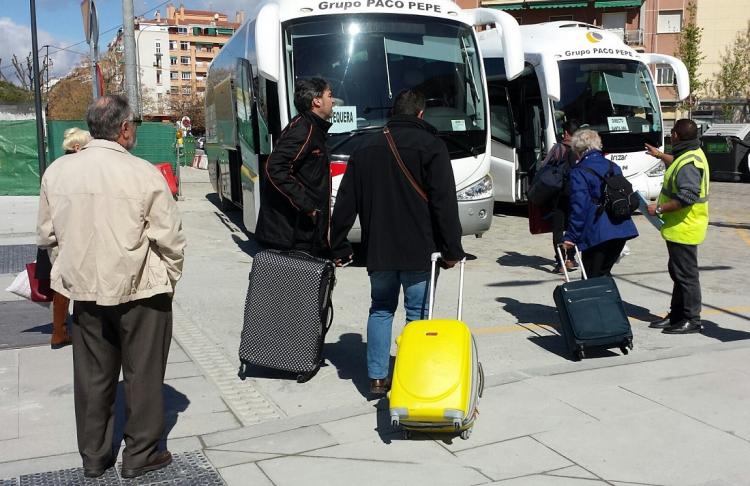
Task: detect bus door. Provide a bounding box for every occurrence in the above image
[513,75,543,199]
[488,82,517,202]
[234,58,261,231]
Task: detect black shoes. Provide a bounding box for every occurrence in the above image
[121,450,172,479]
[663,320,703,334]
[649,314,703,334]
[649,315,674,329]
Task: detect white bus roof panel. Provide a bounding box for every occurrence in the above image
[249,0,474,25]
[482,21,640,62]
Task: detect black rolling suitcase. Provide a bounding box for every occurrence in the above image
[238,249,335,382]
[552,245,633,361]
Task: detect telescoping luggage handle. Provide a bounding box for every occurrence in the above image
[555,244,588,283]
[428,252,467,321]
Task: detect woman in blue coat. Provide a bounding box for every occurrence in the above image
[562,129,638,277]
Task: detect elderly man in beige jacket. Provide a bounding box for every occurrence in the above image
[37,95,186,479]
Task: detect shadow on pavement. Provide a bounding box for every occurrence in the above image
[709,221,750,230]
[113,383,190,456]
[528,335,621,361]
[496,251,556,273]
[701,319,750,342]
[324,333,370,398]
[495,297,559,327]
[623,301,661,322]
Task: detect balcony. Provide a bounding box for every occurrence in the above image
[606,28,644,46]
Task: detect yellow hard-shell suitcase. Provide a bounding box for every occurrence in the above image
[389,253,484,440]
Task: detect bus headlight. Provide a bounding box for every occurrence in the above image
[646,161,665,177]
[456,174,493,201]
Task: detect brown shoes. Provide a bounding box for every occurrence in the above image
[369,379,389,396]
[121,450,172,479]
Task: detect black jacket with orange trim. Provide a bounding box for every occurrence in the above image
[255,111,332,254]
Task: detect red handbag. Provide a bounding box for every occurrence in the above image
[26,262,54,302]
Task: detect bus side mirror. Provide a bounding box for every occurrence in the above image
[640,53,690,101]
[468,8,524,80]
[256,4,280,82]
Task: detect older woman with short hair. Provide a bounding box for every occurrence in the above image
[562,129,638,278]
[62,127,93,154]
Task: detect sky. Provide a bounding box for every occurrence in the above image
[0,0,255,85]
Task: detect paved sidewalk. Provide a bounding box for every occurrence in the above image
[3,332,750,485]
[2,168,750,485]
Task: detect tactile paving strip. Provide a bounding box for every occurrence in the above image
[171,305,283,426]
[0,244,37,274]
[14,451,224,485]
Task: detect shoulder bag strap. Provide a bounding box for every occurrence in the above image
[383,127,428,202]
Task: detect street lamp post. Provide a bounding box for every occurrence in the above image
[30,0,47,178]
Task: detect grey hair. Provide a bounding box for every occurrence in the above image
[61,127,93,152]
[86,95,132,141]
[570,129,603,155]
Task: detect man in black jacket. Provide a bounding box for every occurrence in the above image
[255,78,334,255]
[331,89,465,396]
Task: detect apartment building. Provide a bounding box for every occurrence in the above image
[131,4,244,116]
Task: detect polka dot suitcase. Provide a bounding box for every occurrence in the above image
[238,249,335,383]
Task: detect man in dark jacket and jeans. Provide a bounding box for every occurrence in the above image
[255,77,334,255]
[331,89,465,396]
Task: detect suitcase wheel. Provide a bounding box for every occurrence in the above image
[620,338,633,355]
[391,418,400,428]
[296,373,311,383]
[460,428,472,440]
[237,363,247,381]
[574,347,585,361]
[402,429,412,440]
[478,362,485,398]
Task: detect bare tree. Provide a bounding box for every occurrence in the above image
[11,52,50,91]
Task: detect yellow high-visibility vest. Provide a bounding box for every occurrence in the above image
[657,148,710,244]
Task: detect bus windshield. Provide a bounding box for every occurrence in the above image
[284,14,486,158]
[554,58,662,152]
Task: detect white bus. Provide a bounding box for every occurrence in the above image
[205,0,524,240]
[477,21,690,203]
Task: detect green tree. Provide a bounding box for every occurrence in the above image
[676,1,704,112]
[0,79,33,103]
[713,21,750,121]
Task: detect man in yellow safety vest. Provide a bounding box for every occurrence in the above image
[645,119,709,334]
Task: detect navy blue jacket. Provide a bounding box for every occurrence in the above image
[563,149,638,251]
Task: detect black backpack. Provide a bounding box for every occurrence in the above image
[526,145,574,206]
[584,162,639,222]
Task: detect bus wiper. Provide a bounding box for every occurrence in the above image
[328,125,385,153]
[383,37,393,100]
[439,132,479,157]
[460,38,480,109]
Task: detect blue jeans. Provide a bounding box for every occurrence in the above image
[367,270,430,380]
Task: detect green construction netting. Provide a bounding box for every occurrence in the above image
[0,120,42,196]
[0,120,178,196]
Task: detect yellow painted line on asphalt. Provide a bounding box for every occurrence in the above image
[735,228,750,248]
[472,306,750,336]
